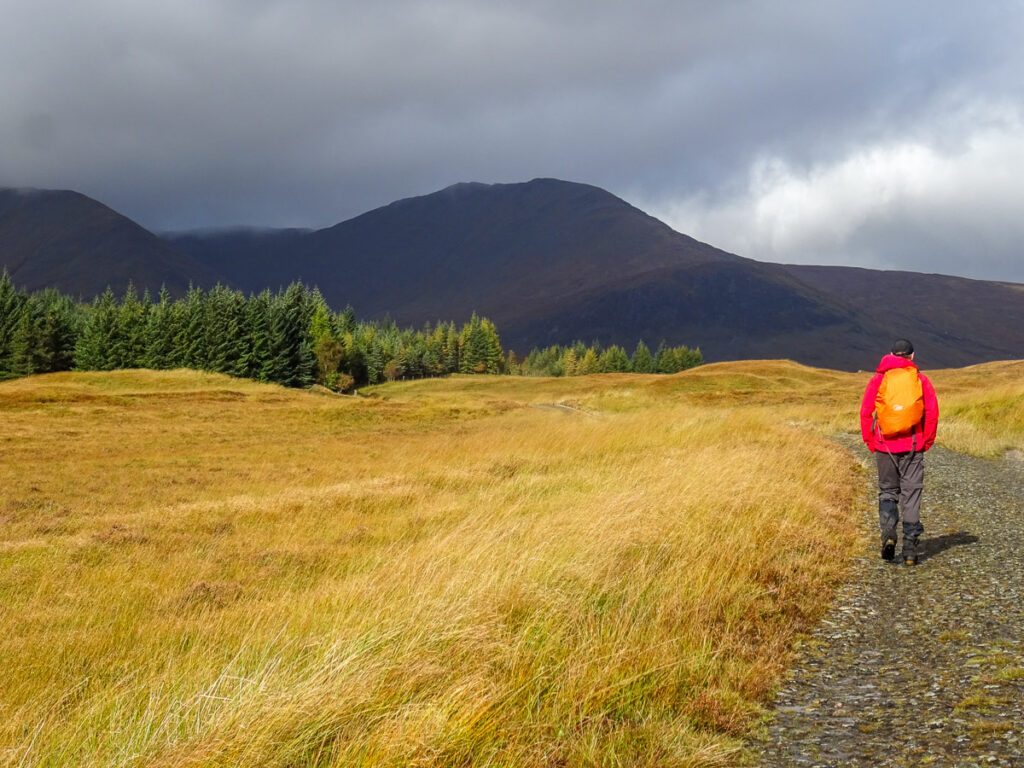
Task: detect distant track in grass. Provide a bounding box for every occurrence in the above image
[532,403,599,416]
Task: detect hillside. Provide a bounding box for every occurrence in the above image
[0,188,219,298]
[783,264,1024,366]
[169,179,1024,370]
[169,180,884,368]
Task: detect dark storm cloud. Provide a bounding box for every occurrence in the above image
[1,0,1022,281]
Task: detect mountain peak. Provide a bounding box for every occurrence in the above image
[439,181,492,194]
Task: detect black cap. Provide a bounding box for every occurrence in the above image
[891,339,914,357]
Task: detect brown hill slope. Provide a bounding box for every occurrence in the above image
[783,265,1024,367]
[0,188,219,298]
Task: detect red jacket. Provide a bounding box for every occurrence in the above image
[860,354,938,453]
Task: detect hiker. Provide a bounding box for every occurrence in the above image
[859,339,939,565]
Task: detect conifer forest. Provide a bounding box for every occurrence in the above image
[0,272,702,388]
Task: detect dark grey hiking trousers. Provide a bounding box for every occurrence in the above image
[876,450,925,552]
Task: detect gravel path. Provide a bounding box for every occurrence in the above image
[748,438,1024,767]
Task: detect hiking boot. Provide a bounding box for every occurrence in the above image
[881,538,896,561]
[901,521,923,566]
[878,499,899,547]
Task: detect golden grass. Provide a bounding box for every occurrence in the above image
[0,359,1018,766]
[927,361,1024,457]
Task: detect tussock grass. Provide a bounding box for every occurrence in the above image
[1,359,1018,766]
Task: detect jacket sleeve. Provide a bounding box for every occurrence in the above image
[920,374,939,451]
[860,374,882,451]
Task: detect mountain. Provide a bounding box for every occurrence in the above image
[0,187,219,298]
[171,179,1024,369]
[166,178,747,299]
[4,180,1023,371]
[166,179,890,368]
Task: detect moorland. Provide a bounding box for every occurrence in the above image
[1,359,1022,767]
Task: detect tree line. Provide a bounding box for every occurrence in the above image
[0,272,702,387]
[0,273,502,388]
[511,340,702,377]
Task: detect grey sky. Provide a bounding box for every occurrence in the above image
[2,0,1023,282]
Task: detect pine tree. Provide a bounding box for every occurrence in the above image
[457,315,478,373]
[178,286,208,371]
[74,289,119,370]
[520,348,540,376]
[337,305,357,336]
[32,290,79,373]
[677,346,704,370]
[424,324,446,376]
[632,340,655,373]
[654,341,675,374]
[247,290,273,381]
[443,323,460,374]
[539,345,564,376]
[261,283,314,387]
[0,271,27,376]
[459,314,503,374]
[364,332,384,385]
[394,335,416,379]
[9,303,41,376]
[286,285,316,388]
[480,318,504,373]
[7,291,77,376]
[379,326,402,381]
[223,287,251,378]
[578,347,600,375]
[599,345,632,373]
[143,288,177,369]
[205,285,249,377]
[113,284,148,368]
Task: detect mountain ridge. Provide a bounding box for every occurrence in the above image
[3,179,1023,371]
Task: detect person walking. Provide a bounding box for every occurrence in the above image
[860,339,939,565]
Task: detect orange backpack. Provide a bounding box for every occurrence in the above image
[875,367,924,437]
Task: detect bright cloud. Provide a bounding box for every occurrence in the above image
[649,108,1024,282]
